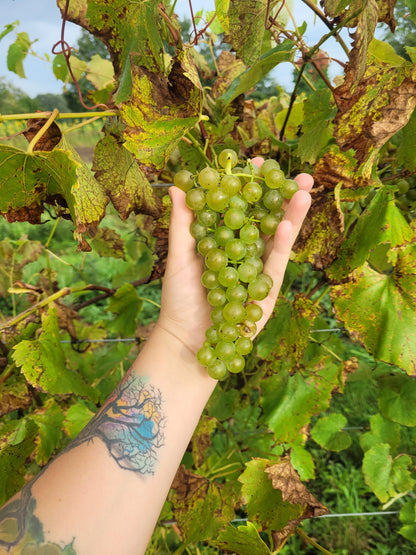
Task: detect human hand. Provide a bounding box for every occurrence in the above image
[157,169,313,357]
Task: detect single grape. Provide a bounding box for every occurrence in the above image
[205,248,228,270]
[261,158,280,176]
[197,208,219,227]
[210,306,225,324]
[215,340,236,361]
[235,336,253,355]
[186,188,206,210]
[197,236,217,256]
[215,225,235,246]
[218,322,239,342]
[226,354,245,373]
[225,238,247,261]
[263,189,284,210]
[196,345,216,366]
[245,255,263,275]
[206,187,229,212]
[245,243,258,257]
[254,238,266,257]
[239,223,260,244]
[190,220,207,240]
[226,284,248,303]
[238,262,257,283]
[243,181,263,203]
[247,277,270,300]
[241,164,262,182]
[207,359,227,379]
[207,288,227,307]
[174,169,194,192]
[260,213,281,235]
[218,266,239,288]
[205,325,220,344]
[229,195,249,211]
[258,272,273,289]
[265,168,285,189]
[250,205,268,221]
[245,303,263,322]
[224,208,246,230]
[218,148,238,169]
[281,179,299,199]
[199,167,220,189]
[239,319,257,338]
[223,302,246,323]
[201,269,219,289]
[221,174,242,196]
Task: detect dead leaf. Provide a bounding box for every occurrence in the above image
[23,118,62,152]
[171,465,208,502]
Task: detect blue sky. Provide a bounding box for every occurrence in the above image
[0,0,351,98]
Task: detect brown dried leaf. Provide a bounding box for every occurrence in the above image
[192,416,217,468]
[22,118,62,152]
[0,381,32,418]
[211,51,246,99]
[171,464,208,502]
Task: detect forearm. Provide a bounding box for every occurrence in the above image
[0,324,216,555]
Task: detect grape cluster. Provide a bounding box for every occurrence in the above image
[173,149,299,380]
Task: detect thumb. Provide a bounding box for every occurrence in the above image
[167,186,196,266]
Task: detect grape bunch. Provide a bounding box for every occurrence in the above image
[173,149,299,380]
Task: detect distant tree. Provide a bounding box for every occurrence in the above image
[34,93,70,113]
[381,0,416,59]
[0,78,38,114]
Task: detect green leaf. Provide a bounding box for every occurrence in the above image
[362,443,393,503]
[398,107,416,172]
[52,53,88,83]
[121,49,203,170]
[359,413,401,453]
[0,21,19,42]
[213,521,271,555]
[290,443,315,481]
[64,402,95,439]
[399,499,416,543]
[331,244,416,374]
[7,32,32,78]
[30,399,65,465]
[90,227,126,259]
[311,413,352,452]
[107,283,142,337]
[219,40,295,106]
[368,38,406,67]
[92,133,161,220]
[86,54,115,90]
[12,307,97,399]
[298,88,336,164]
[0,419,38,505]
[0,238,43,298]
[207,387,239,421]
[328,188,413,279]
[378,374,416,426]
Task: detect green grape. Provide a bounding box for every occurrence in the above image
[261,158,280,176]
[206,187,229,212]
[254,238,266,257]
[241,164,262,182]
[197,208,219,227]
[239,319,257,338]
[247,277,270,300]
[197,236,217,256]
[218,266,239,287]
[223,302,246,323]
[221,174,242,196]
[207,359,227,379]
[186,188,206,210]
[245,243,258,257]
[235,336,253,355]
[229,195,248,211]
[205,325,220,344]
[196,345,216,366]
[250,204,268,221]
[264,168,285,189]
[174,169,194,192]
[258,272,273,289]
[245,255,263,275]
[199,167,220,189]
[260,213,281,235]
[263,189,284,210]
[190,220,207,240]
[205,248,228,270]
[218,148,239,169]
[224,208,246,230]
[214,225,235,246]
[226,284,248,303]
[207,288,227,307]
[245,303,263,322]
[225,238,247,260]
[215,340,236,361]
[243,181,263,203]
[281,178,299,199]
[201,269,219,289]
[226,354,245,373]
[238,262,257,283]
[239,223,259,244]
[218,322,239,341]
[210,306,225,324]
[397,179,410,194]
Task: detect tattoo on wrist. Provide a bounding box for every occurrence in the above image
[0,375,165,552]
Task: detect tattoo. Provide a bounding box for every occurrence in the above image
[0,375,165,552]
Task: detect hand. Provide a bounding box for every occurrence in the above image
[157,171,313,357]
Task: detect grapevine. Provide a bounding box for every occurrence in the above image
[174,149,299,379]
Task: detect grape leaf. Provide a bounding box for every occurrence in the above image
[0,21,19,42]
[12,307,97,399]
[30,399,65,465]
[290,444,315,481]
[90,227,126,259]
[0,238,42,298]
[377,374,416,426]
[399,499,416,543]
[107,283,142,337]
[52,53,88,83]
[7,32,32,78]
[213,521,272,554]
[359,413,401,453]
[310,413,352,452]
[331,244,416,374]
[397,107,416,172]
[85,54,114,90]
[64,402,95,439]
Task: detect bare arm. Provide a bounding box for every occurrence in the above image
[0,174,312,555]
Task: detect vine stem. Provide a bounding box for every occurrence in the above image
[27,109,60,154]
[0,110,119,122]
[296,527,334,555]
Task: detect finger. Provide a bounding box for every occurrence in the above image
[295,173,314,192]
[282,189,312,241]
[167,186,196,266]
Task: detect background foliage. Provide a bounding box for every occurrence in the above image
[1,0,416,553]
